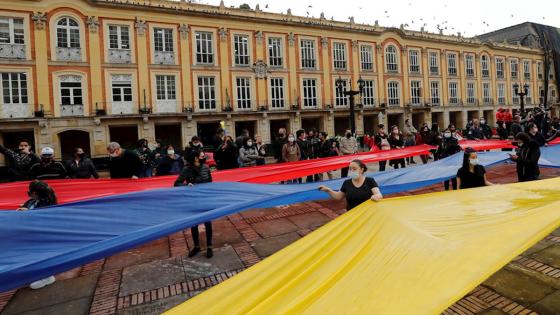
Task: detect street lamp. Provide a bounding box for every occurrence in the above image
[513,82,529,116]
[336,76,365,135]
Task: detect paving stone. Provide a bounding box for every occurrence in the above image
[552,228,560,237]
[251,232,301,257]
[477,308,509,315]
[506,264,560,291]
[522,239,555,256]
[120,257,185,297]
[531,290,560,315]
[2,274,98,314]
[117,293,190,315]
[104,238,170,270]
[483,267,557,306]
[531,246,560,269]
[240,207,280,219]
[9,297,92,315]
[211,219,244,247]
[182,246,244,281]
[251,218,299,238]
[287,211,331,230]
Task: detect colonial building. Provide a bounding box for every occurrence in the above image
[0,0,556,164]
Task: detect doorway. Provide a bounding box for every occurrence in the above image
[155,124,183,150]
[109,125,139,149]
[59,130,91,161]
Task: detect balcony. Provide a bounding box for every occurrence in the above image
[482,70,489,78]
[498,98,506,105]
[448,69,457,77]
[465,98,478,106]
[56,47,82,62]
[496,72,504,79]
[483,98,494,105]
[524,73,531,80]
[429,67,439,75]
[511,72,518,79]
[406,98,424,107]
[108,49,132,64]
[448,98,461,106]
[466,69,475,77]
[409,66,420,74]
[0,103,33,119]
[429,98,441,106]
[361,98,377,108]
[154,51,175,65]
[153,99,179,114]
[60,104,84,117]
[0,43,26,59]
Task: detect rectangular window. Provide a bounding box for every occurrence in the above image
[335,80,348,107]
[268,37,283,67]
[481,56,490,77]
[410,80,421,105]
[429,52,439,75]
[61,81,83,105]
[430,81,440,105]
[233,34,250,66]
[497,84,505,105]
[195,32,214,64]
[155,75,176,100]
[270,78,285,108]
[1,72,27,104]
[448,82,459,104]
[483,83,491,104]
[111,80,132,102]
[387,81,400,106]
[300,39,316,69]
[0,17,24,44]
[496,58,504,78]
[537,62,543,79]
[109,25,130,49]
[362,80,375,106]
[510,59,518,78]
[302,78,317,107]
[361,45,373,71]
[197,76,216,110]
[512,84,520,104]
[523,60,531,79]
[409,50,420,73]
[333,42,347,70]
[465,54,474,76]
[154,28,173,52]
[447,53,457,75]
[466,82,476,104]
[236,77,251,109]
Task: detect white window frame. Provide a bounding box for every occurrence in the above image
[409,50,420,73]
[197,76,216,110]
[387,81,400,106]
[448,81,459,105]
[155,75,176,101]
[512,84,520,104]
[466,82,476,104]
[108,25,130,50]
[195,31,214,65]
[430,81,440,105]
[334,79,348,107]
[333,42,347,70]
[481,55,489,77]
[233,34,250,66]
[302,78,318,108]
[497,83,505,105]
[1,72,27,104]
[360,45,373,71]
[447,53,457,75]
[385,45,398,72]
[235,77,252,110]
[465,54,474,76]
[56,17,80,48]
[483,82,491,104]
[410,80,421,105]
[510,59,518,78]
[270,77,285,109]
[429,52,439,74]
[300,39,316,69]
[268,37,283,67]
[0,17,24,45]
[537,61,543,79]
[361,79,375,106]
[523,60,531,79]
[154,27,173,52]
[496,57,504,78]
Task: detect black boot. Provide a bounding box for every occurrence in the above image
[206,247,213,258]
[188,247,201,257]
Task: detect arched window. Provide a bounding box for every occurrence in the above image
[481,55,489,77]
[56,17,80,48]
[385,45,398,72]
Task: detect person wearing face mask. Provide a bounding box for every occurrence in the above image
[437,129,462,190]
[375,124,391,171]
[340,129,358,177]
[416,125,430,164]
[479,118,492,140]
[456,148,493,189]
[185,136,204,159]
[467,119,486,140]
[215,136,238,170]
[0,139,40,181]
[156,145,184,176]
[448,124,463,141]
[174,151,214,258]
[510,132,540,182]
[273,128,288,163]
[255,135,267,166]
[526,123,547,147]
[318,159,383,211]
[106,142,142,179]
[134,139,155,178]
[388,125,406,169]
[66,147,99,179]
[29,147,68,180]
[282,133,301,183]
[239,138,259,167]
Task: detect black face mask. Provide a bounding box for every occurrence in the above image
[199,158,206,164]
[41,157,53,164]
[77,153,86,159]
[346,133,351,138]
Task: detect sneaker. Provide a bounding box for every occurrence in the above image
[30,276,55,290]
[188,247,201,257]
[206,248,213,258]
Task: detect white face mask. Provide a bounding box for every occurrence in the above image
[288,137,295,142]
[110,152,119,158]
[444,132,451,138]
[167,150,175,155]
[247,141,253,147]
[349,170,361,180]
[469,158,479,166]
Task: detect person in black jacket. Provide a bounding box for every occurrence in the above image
[66,147,99,179]
[510,132,540,182]
[0,139,40,181]
[273,128,287,163]
[214,136,238,170]
[388,125,405,169]
[156,145,184,176]
[296,129,310,183]
[107,142,142,179]
[437,129,462,190]
[526,123,547,147]
[174,151,214,258]
[29,147,67,180]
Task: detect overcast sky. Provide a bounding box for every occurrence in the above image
[195,0,559,37]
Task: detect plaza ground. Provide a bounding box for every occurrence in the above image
[1,163,560,315]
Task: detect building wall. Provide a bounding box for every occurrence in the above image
[0,0,556,165]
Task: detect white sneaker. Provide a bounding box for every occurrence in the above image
[29,276,55,290]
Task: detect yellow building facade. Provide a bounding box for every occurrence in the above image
[0,0,557,163]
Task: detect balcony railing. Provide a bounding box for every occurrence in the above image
[482,98,494,105]
[60,104,84,117]
[108,48,132,64]
[0,103,35,119]
[154,51,175,64]
[56,47,82,62]
[465,98,478,106]
[448,98,462,106]
[0,43,26,59]
[429,67,439,75]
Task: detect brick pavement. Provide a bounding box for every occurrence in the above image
[1,164,559,315]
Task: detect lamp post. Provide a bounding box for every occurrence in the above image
[513,82,529,116]
[336,76,365,135]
